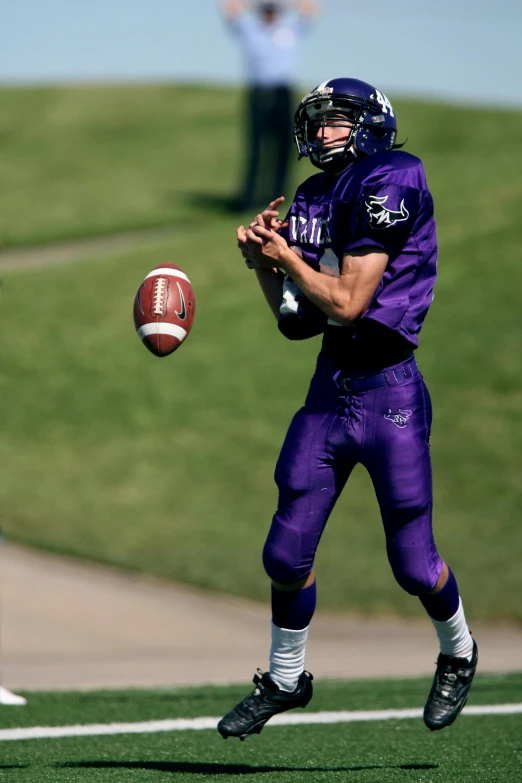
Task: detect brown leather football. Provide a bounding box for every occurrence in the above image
[133,263,196,357]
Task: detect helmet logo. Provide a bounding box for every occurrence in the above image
[310,81,333,98]
[303,82,333,105]
[313,86,333,98]
[373,89,395,118]
[365,195,409,230]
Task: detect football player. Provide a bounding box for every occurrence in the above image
[218,78,478,741]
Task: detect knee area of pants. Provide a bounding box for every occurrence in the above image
[391,567,438,596]
[262,542,309,585]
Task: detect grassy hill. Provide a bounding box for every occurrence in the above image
[0,85,521,622]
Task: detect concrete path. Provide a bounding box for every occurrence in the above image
[1,544,520,691]
[0,227,176,272]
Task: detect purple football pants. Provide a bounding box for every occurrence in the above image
[263,352,443,595]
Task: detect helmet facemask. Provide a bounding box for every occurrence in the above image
[294,88,399,173]
[295,98,364,172]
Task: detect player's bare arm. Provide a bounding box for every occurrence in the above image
[280,242,388,325]
[238,222,283,321]
[238,197,287,320]
[253,269,283,320]
[246,220,388,325]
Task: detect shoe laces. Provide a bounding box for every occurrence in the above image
[438,670,458,699]
[435,656,469,701]
[235,670,275,715]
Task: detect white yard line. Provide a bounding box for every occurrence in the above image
[1,703,521,742]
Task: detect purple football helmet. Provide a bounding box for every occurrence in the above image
[294,78,400,172]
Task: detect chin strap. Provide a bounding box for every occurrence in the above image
[313,144,358,173]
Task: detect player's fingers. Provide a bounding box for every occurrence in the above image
[262,210,280,225]
[237,225,248,242]
[249,215,264,230]
[246,226,263,244]
[252,224,273,239]
[267,196,285,210]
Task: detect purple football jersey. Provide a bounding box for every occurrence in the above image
[278,150,438,367]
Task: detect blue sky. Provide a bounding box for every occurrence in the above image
[2,0,522,106]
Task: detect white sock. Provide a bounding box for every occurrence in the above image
[269,622,308,692]
[429,598,474,661]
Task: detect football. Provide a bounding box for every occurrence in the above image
[133,263,196,357]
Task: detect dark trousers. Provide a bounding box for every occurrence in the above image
[239,85,293,210]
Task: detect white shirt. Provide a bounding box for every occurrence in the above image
[228,12,311,87]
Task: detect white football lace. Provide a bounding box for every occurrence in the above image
[153,278,167,316]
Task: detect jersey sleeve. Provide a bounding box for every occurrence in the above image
[342,182,421,257]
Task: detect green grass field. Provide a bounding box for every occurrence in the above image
[1,675,521,782]
[0,85,521,621]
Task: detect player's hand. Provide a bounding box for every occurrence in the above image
[237,224,255,265]
[260,196,286,232]
[246,197,286,241]
[244,216,290,268]
[237,223,269,269]
[238,197,288,269]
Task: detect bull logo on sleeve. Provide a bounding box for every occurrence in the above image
[365,195,409,230]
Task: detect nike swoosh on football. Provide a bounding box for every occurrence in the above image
[136,282,146,316]
[175,282,186,320]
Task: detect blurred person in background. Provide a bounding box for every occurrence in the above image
[222,0,320,210]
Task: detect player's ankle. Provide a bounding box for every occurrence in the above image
[428,600,474,661]
[269,623,308,692]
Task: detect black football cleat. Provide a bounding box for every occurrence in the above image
[423,639,478,731]
[217,668,313,740]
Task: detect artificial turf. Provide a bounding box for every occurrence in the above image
[1,675,521,782]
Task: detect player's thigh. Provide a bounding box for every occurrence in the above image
[274,355,356,515]
[264,407,355,583]
[364,377,433,523]
[363,379,441,591]
[274,407,350,511]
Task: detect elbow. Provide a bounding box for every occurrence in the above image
[331,301,365,327]
[329,288,365,326]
